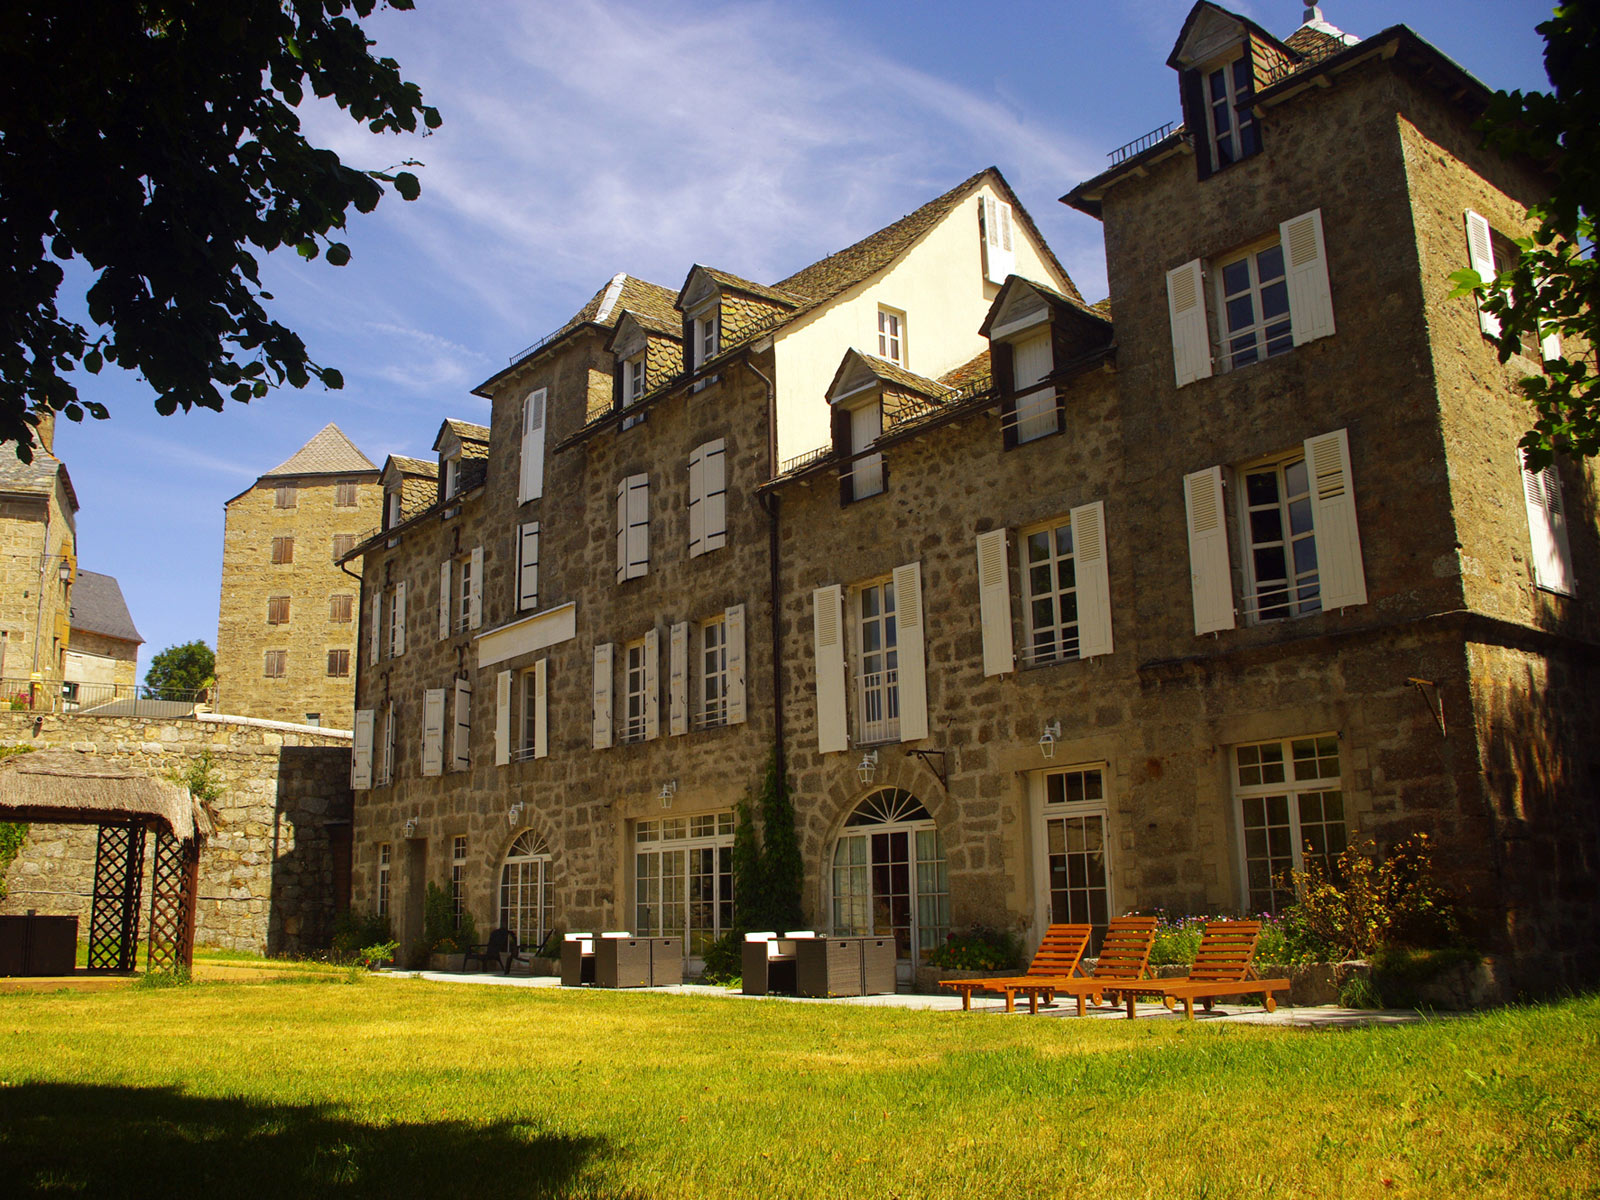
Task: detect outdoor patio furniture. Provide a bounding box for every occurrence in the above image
[1102,920,1290,1018]
[1034,915,1160,1016]
[592,935,684,988]
[0,913,78,977]
[462,926,529,975]
[742,933,895,997]
[742,932,797,995]
[938,922,1093,1013]
[559,932,597,986]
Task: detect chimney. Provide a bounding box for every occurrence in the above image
[33,411,56,456]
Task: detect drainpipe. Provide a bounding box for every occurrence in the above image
[743,357,785,785]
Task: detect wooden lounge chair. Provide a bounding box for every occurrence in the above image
[939,923,1092,1013]
[1105,920,1290,1019]
[1035,915,1159,1015]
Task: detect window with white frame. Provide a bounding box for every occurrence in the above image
[1203,54,1260,170]
[443,455,461,500]
[980,505,1112,676]
[451,835,467,928]
[635,813,735,958]
[1011,328,1056,444]
[855,578,899,744]
[623,353,647,405]
[455,553,473,633]
[697,616,728,729]
[517,665,541,761]
[1184,428,1366,635]
[500,830,553,949]
[388,582,406,656]
[692,310,719,370]
[1521,450,1575,596]
[1166,208,1334,388]
[1464,210,1556,363]
[622,639,649,744]
[377,702,395,786]
[386,490,402,530]
[1022,519,1079,664]
[1035,766,1112,928]
[830,790,948,966]
[877,307,904,366]
[846,400,884,501]
[376,843,391,919]
[1234,735,1345,913]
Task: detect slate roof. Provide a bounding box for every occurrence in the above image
[69,571,142,644]
[938,349,993,393]
[0,453,61,495]
[550,274,681,343]
[436,419,490,447]
[846,353,954,402]
[690,267,803,309]
[262,424,376,478]
[385,455,438,478]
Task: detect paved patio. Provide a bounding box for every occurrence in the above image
[380,969,1428,1027]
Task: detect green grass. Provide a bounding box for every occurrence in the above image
[2,978,1596,1198]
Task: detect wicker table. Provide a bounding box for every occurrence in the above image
[743,933,895,997]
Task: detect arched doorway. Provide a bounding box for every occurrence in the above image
[829,789,948,976]
[498,830,553,950]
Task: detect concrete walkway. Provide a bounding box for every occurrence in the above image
[380,969,1426,1028]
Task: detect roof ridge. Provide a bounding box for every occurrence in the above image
[262,423,376,478]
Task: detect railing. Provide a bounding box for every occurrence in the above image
[693,699,728,731]
[1,677,211,716]
[1263,38,1349,86]
[778,444,832,475]
[857,667,900,745]
[1108,121,1178,165]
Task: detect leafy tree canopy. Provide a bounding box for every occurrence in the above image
[0,1,440,461]
[145,640,215,699]
[1451,3,1598,469]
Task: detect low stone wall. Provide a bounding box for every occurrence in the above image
[0,712,352,956]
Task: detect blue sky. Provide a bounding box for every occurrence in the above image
[48,0,1557,677]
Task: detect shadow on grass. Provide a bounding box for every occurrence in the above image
[1,1083,604,1198]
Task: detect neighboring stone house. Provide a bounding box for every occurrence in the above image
[215,424,382,729]
[63,570,143,706]
[344,4,1599,992]
[0,414,78,702]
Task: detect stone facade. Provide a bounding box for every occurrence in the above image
[0,414,78,702]
[344,6,1600,992]
[0,712,354,955]
[215,426,381,729]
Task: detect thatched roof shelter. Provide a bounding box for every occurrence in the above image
[0,750,209,841]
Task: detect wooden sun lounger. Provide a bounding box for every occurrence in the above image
[1104,920,1290,1018]
[938,923,1092,1013]
[1033,915,1159,1015]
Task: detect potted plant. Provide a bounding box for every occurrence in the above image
[422,881,479,971]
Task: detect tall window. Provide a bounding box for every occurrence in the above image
[856,579,899,743]
[1011,328,1056,444]
[267,595,290,626]
[271,537,294,564]
[1205,54,1259,168]
[275,482,297,509]
[377,704,395,786]
[386,491,402,529]
[263,650,287,678]
[1022,518,1078,664]
[330,594,354,623]
[830,790,948,967]
[336,480,359,507]
[451,835,467,929]
[1235,735,1345,913]
[326,649,350,677]
[1241,454,1319,621]
[1038,767,1111,928]
[849,402,884,500]
[694,312,719,369]
[456,554,473,633]
[697,617,728,729]
[623,354,646,405]
[376,843,391,919]
[877,308,904,366]
[517,666,541,761]
[635,813,734,958]
[443,456,461,500]
[500,831,553,949]
[1217,241,1291,371]
[622,640,649,743]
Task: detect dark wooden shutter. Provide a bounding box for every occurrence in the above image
[832,405,853,506]
[993,341,1017,451]
[1183,69,1213,180]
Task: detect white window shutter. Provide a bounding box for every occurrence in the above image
[1070,501,1114,659]
[422,687,445,777]
[1166,259,1213,387]
[534,659,549,759]
[452,679,471,770]
[369,593,381,665]
[1281,208,1336,345]
[393,581,407,656]
[1464,210,1500,338]
[495,670,512,766]
[669,621,688,735]
[725,602,746,724]
[983,195,1015,285]
[468,546,483,629]
[893,562,929,742]
[812,585,848,753]
[703,439,727,552]
[616,474,650,582]
[1522,452,1575,595]
[687,444,705,558]
[643,626,660,741]
[1304,428,1368,609]
[519,388,546,503]
[518,522,540,611]
[615,478,627,582]
[438,560,451,640]
[352,709,374,789]
[1184,466,1236,634]
[592,643,613,749]
[975,529,1014,676]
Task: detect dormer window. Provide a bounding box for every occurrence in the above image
[693,311,719,369]
[386,490,402,529]
[623,353,647,405]
[838,398,884,504]
[443,455,461,500]
[1204,53,1260,169]
[877,308,904,366]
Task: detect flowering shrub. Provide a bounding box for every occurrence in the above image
[1148,911,1301,966]
[924,927,1023,971]
[1282,834,1463,960]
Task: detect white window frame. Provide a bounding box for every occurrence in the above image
[1010,327,1056,444]
[854,577,899,745]
[376,842,391,918]
[877,307,905,366]
[693,310,719,370]
[1215,236,1292,373]
[847,399,884,501]
[696,616,729,730]
[386,490,402,530]
[1233,734,1346,914]
[377,701,395,787]
[634,812,736,962]
[1021,517,1081,665]
[451,835,467,927]
[389,582,406,657]
[500,830,553,949]
[1238,449,1321,623]
[621,638,649,744]
[517,664,542,762]
[623,353,647,405]
[1203,52,1259,169]
[443,455,461,500]
[1029,765,1113,946]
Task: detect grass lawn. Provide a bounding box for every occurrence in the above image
[1,971,1596,1199]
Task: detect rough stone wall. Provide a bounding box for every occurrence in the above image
[0,477,76,695]
[216,472,381,728]
[353,326,778,958]
[66,630,139,689]
[0,713,353,955]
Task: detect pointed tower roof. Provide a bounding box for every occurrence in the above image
[262,424,377,478]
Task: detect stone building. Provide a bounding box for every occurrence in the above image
[0,414,78,702]
[346,3,1599,991]
[215,424,382,729]
[63,570,143,706]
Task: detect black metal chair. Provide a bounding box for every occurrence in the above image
[463,927,527,975]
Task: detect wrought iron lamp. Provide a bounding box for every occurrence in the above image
[856,750,879,785]
[1038,721,1062,760]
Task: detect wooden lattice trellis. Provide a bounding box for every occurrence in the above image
[146,829,199,974]
[87,822,146,972]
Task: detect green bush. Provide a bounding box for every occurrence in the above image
[1282,834,1464,960]
[1146,912,1312,967]
[422,881,478,955]
[330,911,390,965]
[924,927,1022,971]
[699,930,743,986]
